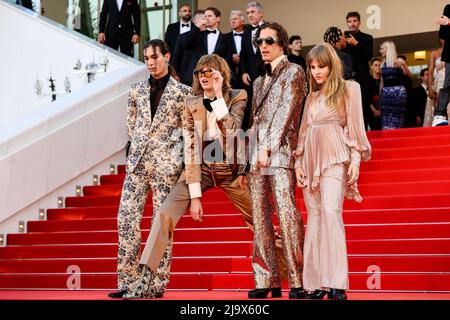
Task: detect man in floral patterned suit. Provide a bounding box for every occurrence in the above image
[108,39,194,299]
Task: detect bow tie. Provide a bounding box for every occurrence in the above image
[234,33,243,37]
[206,29,217,34]
[251,25,259,31]
[181,23,189,27]
[203,97,217,112]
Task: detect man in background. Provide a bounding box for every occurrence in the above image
[164,3,192,53]
[98,0,141,57]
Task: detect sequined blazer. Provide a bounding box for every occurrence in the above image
[245,57,308,170]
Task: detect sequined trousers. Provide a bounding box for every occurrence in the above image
[248,167,305,289]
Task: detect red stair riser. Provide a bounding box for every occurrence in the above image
[7,228,254,245]
[102,168,450,186]
[1,239,450,259]
[1,273,449,291]
[28,215,248,232]
[2,256,450,274]
[28,209,450,233]
[7,224,450,245]
[83,180,450,198]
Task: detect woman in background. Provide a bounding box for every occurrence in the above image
[378,41,408,129]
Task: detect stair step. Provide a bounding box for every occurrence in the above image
[1,255,450,273]
[63,194,450,210]
[1,239,450,259]
[101,168,450,186]
[28,208,450,232]
[8,223,450,245]
[0,273,449,291]
[83,180,450,197]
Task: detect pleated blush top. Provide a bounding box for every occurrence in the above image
[294,80,371,202]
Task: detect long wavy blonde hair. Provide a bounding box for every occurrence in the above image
[306,42,347,108]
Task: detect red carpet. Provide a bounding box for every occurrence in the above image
[1,126,450,296]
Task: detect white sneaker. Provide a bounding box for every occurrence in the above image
[432,115,449,127]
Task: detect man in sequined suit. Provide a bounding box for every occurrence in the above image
[239,22,308,299]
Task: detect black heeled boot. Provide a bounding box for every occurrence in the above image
[327,288,347,300]
[288,287,307,299]
[108,290,128,298]
[305,289,327,300]
[248,287,282,299]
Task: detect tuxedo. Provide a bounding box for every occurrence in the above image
[224,30,246,89]
[239,27,264,82]
[171,26,199,86]
[179,27,232,69]
[99,0,140,57]
[164,20,192,53]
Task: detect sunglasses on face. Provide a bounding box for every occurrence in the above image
[255,37,277,46]
[194,69,213,78]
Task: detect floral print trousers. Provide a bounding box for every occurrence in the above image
[116,150,182,298]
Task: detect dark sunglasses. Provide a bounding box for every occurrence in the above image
[194,69,213,78]
[255,37,277,46]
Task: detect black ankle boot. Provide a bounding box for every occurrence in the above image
[248,287,282,299]
[108,290,128,298]
[288,287,307,299]
[305,289,327,300]
[327,288,347,300]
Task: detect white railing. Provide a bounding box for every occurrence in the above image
[0,0,147,233]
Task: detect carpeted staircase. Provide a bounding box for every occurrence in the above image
[1,126,450,292]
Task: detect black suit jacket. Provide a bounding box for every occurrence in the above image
[165,22,180,53]
[335,48,354,80]
[440,4,450,62]
[238,28,263,83]
[343,30,373,91]
[99,0,140,40]
[180,28,232,66]
[412,85,428,125]
[171,28,197,86]
[223,31,245,88]
[165,21,192,53]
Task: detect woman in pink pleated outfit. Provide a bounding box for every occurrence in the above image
[293,43,371,300]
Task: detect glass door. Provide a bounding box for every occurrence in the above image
[138,0,195,60]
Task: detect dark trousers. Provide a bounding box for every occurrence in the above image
[435,62,450,116]
[106,37,134,57]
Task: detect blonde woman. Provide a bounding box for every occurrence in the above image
[293,43,371,300]
[379,41,408,129]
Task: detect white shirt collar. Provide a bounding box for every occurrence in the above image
[269,54,286,72]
